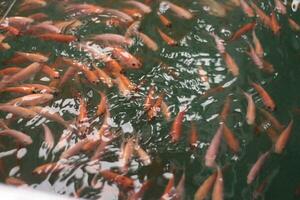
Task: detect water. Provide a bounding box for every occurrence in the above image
[0,0,300,199]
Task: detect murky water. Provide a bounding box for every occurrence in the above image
[0,0,300,199]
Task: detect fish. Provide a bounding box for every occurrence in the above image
[26,22,61,35]
[33,162,69,175]
[124,1,152,14]
[21,84,57,94]
[161,100,171,121]
[29,106,70,128]
[252,30,264,58]
[288,18,300,32]
[223,124,240,153]
[161,1,193,19]
[198,0,227,17]
[0,129,32,146]
[7,94,53,106]
[161,175,175,200]
[189,122,199,148]
[135,143,151,165]
[210,32,225,54]
[158,12,172,27]
[111,47,142,69]
[250,82,276,111]
[258,108,284,131]
[253,175,270,199]
[104,59,123,77]
[5,177,27,187]
[174,173,185,200]
[228,21,256,42]
[136,32,159,51]
[60,139,89,159]
[28,13,48,21]
[170,109,186,143]
[250,2,271,28]
[247,151,270,184]
[100,170,134,189]
[243,91,256,125]
[119,138,134,171]
[147,93,163,121]
[121,8,143,19]
[36,33,77,43]
[239,0,254,17]
[274,120,294,154]
[41,64,60,79]
[246,42,263,69]
[157,28,177,46]
[144,86,155,111]
[93,66,113,88]
[205,123,224,168]
[0,67,22,76]
[270,11,281,35]
[87,33,133,47]
[220,96,232,123]
[212,166,224,200]
[194,171,217,200]
[42,124,54,150]
[222,52,240,76]
[59,66,79,87]
[96,91,107,116]
[128,180,153,200]
[103,9,134,23]
[0,62,42,89]
[64,3,104,16]
[0,86,37,95]
[0,105,38,118]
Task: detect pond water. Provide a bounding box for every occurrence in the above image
[0,0,300,199]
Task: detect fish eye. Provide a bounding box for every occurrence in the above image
[132,63,136,67]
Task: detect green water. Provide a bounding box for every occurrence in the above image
[0,0,300,199]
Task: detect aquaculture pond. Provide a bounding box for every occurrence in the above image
[0,0,300,199]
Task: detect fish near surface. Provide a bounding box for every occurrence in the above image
[205,123,224,168]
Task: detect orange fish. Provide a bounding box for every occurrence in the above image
[170,109,186,143]
[288,18,300,32]
[158,12,172,27]
[42,124,54,149]
[270,11,281,35]
[96,91,107,116]
[205,123,224,168]
[0,129,32,146]
[228,21,256,42]
[33,162,69,175]
[220,96,232,123]
[0,67,22,76]
[247,151,270,184]
[274,119,293,154]
[194,171,217,200]
[252,30,264,58]
[250,82,276,111]
[41,64,60,79]
[5,177,27,187]
[111,47,142,69]
[258,108,284,131]
[250,2,271,28]
[100,170,134,189]
[223,124,240,153]
[222,52,240,76]
[161,100,171,121]
[119,138,134,171]
[147,93,163,121]
[243,91,256,125]
[161,175,175,200]
[189,122,199,147]
[157,28,177,46]
[144,86,155,111]
[212,166,224,200]
[37,33,77,43]
[92,65,113,87]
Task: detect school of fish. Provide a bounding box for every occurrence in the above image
[0,0,299,199]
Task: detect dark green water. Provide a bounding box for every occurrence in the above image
[0,0,300,199]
